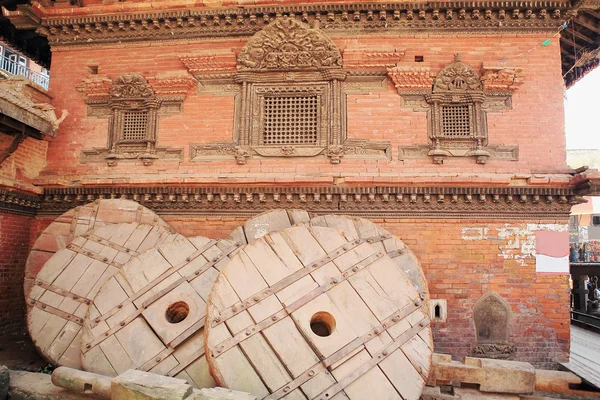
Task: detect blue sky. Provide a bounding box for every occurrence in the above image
[565,67,600,150]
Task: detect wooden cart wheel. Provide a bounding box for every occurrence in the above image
[307,215,429,302]
[227,211,428,301]
[227,209,311,245]
[206,226,432,400]
[81,236,243,388]
[25,199,169,298]
[27,222,181,369]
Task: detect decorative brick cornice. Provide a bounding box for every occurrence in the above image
[343,49,405,70]
[480,65,525,91]
[387,66,434,90]
[37,185,579,220]
[77,73,195,103]
[0,188,41,217]
[4,2,575,48]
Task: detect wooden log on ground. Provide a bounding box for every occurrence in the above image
[51,367,111,399]
[206,225,432,400]
[27,222,182,369]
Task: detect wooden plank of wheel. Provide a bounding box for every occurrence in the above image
[307,215,429,303]
[228,211,428,302]
[227,209,311,245]
[206,226,433,400]
[27,222,182,369]
[81,236,243,388]
[25,199,169,298]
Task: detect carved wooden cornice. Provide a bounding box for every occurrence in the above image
[3,2,575,48]
[0,188,41,216]
[37,185,579,220]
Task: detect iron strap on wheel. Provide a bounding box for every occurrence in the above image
[211,250,387,357]
[79,232,142,256]
[83,240,243,352]
[31,280,91,305]
[264,305,427,400]
[29,299,84,325]
[211,234,392,328]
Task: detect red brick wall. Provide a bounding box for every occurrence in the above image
[40,33,566,182]
[0,212,33,335]
[0,133,49,185]
[378,218,570,369]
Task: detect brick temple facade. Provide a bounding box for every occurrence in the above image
[2,0,600,370]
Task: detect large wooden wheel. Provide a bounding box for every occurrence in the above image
[206,226,432,400]
[25,199,169,298]
[81,237,242,388]
[27,222,181,368]
[227,211,428,301]
[307,215,429,301]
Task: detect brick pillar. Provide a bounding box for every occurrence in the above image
[0,212,32,335]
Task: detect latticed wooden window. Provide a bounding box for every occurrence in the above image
[262,95,319,145]
[121,111,150,142]
[441,105,473,138]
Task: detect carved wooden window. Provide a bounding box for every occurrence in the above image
[441,104,473,138]
[120,110,150,142]
[248,83,330,151]
[79,72,188,166]
[106,73,160,165]
[425,55,489,164]
[188,17,393,164]
[235,17,345,161]
[262,94,319,145]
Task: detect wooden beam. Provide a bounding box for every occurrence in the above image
[0,131,26,165]
[560,42,579,59]
[569,28,596,44]
[584,9,600,21]
[573,17,600,34]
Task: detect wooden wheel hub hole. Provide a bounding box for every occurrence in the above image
[166,301,189,324]
[310,312,336,337]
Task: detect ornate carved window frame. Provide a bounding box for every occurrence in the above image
[393,56,521,165]
[107,75,161,164]
[78,72,193,166]
[187,17,392,165]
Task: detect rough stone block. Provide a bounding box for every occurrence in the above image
[431,355,535,395]
[111,370,192,400]
[8,370,91,400]
[474,358,535,394]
